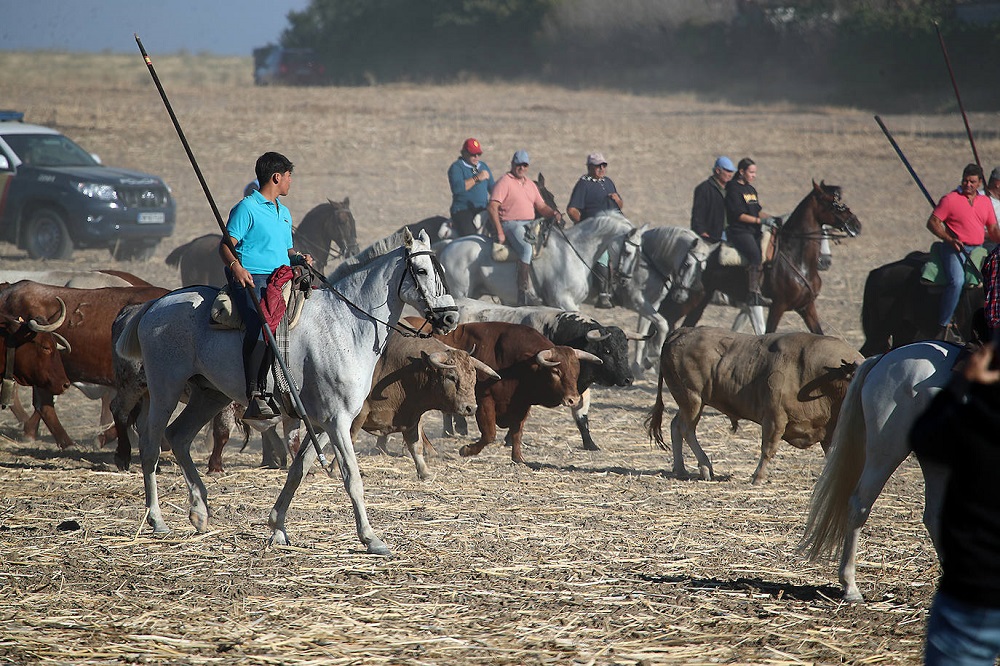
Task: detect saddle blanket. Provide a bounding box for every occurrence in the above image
[717,223,775,267]
[920,243,987,288]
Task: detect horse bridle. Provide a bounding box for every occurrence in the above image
[398,249,458,324]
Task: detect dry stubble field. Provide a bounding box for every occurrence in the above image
[2,52,1000,664]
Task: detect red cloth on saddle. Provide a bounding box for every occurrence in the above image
[261,265,296,330]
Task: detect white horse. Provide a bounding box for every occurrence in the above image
[436,213,647,311]
[115,229,457,555]
[620,225,714,375]
[799,340,958,602]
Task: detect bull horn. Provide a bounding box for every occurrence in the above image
[425,351,456,370]
[52,332,72,354]
[471,357,501,380]
[28,297,67,333]
[536,349,560,367]
[586,329,611,342]
[574,349,603,364]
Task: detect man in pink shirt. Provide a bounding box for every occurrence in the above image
[926,163,1000,339]
[488,150,564,305]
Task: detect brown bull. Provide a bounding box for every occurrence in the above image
[0,299,73,401]
[646,327,863,484]
[0,280,168,450]
[407,317,601,464]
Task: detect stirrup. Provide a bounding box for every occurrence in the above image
[242,394,280,422]
[595,293,614,309]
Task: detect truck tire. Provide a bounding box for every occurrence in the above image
[25,208,73,260]
[111,241,157,262]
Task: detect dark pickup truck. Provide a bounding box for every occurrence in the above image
[0,110,176,260]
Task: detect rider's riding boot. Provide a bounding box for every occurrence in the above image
[242,340,279,422]
[516,261,542,306]
[934,324,951,341]
[595,264,614,309]
[747,265,772,307]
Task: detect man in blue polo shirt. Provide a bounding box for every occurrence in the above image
[448,137,494,237]
[219,151,313,421]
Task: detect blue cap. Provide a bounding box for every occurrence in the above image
[714,156,735,172]
[512,150,530,165]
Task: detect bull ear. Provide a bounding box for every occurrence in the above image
[537,172,545,187]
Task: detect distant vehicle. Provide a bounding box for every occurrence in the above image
[253,46,325,86]
[0,111,176,261]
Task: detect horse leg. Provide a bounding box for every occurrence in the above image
[459,398,496,457]
[326,419,390,555]
[795,301,824,335]
[164,389,232,533]
[140,383,187,534]
[572,388,599,451]
[269,428,321,546]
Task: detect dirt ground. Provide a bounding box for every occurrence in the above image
[1,52,999,664]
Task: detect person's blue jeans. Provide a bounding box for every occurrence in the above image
[925,591,1000,666]
[938,243,976,327]
[501,219,534,264]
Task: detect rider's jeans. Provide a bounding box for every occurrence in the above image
[938,242,976,327]
[501,219,534,264]
[925,590,1000,666]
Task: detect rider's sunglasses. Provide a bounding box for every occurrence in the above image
[514,163,529,168]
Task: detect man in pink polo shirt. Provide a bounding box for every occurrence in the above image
[926,163,1000,339]
[488,150,563,305]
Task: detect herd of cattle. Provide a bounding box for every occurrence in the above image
[0,231,940,601]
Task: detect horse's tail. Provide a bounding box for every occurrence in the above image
[798,354,879,561]
[644,361,669,451]
[114,301,155,363]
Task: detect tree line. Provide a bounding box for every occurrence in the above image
[281,0,1000,110]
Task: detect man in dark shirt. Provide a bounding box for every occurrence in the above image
[910,341,1000,665]
[691,156,735,243]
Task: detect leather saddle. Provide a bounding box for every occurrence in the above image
[717,220,778,267]
[210,267,313,331]
[491,219,548,263]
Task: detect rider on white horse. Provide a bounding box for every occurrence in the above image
[567,152,625,309]
[448,137,494,237]
[488,150,564,306]
[219,152,313,422]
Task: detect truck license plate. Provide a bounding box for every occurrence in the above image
[137,212,165,224]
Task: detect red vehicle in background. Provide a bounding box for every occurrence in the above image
[253,46,326,86]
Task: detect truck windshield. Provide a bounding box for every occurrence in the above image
[4,133,99,167]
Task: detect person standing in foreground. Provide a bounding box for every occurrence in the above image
[567,152,624,308]
[448,137,494,237]
[725,157,775,306]
[910,341,1000,666]
[219,152,313,421]
[691,156,735,243]
[926,163,1000,340]
[488,149,564,306]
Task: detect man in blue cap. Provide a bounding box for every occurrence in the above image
[488,149,564,305]
[691,156,735,243]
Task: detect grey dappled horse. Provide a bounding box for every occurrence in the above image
[115,229,457,555]
[436,211,650,320]
[799,341,957,602]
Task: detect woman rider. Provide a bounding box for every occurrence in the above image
[725,157,775,306]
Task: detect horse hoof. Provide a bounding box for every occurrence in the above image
[189,511,210,533]
[270,530,290,547]
[366,539,392,556]
[582,443,600,451]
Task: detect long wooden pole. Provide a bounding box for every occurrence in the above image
[934,21,981,168]
[135,34,330,469]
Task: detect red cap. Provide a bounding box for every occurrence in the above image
[462,138,483,155]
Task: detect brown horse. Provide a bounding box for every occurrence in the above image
[662,181,861,335]
[164,197,359,285]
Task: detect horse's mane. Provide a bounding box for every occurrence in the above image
[575,212,633,237]
[329,229,409,281]
[640,225,701,266]
[786,182,843,227]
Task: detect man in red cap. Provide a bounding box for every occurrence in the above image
[448,137,495,237]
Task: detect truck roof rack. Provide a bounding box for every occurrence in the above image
[0,111,25,122]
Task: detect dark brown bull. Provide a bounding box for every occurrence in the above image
[0,299,73,401]
[407,317,601,464]
[0,281,168,449]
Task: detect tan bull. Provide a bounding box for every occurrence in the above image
[646,327,864,484]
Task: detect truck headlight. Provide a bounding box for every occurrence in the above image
[75,182,118,201]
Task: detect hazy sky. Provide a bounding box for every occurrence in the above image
[1,1,312,56]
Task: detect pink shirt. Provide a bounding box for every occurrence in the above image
[491,172,544,221]
[932,189,998,245]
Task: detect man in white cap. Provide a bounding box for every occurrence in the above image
[488,149,564,305]
[691,156,735,243]
[567,152,625,308]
